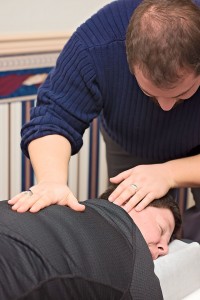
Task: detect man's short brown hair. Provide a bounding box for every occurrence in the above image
[126,0,200,87]
[99,185,182,238]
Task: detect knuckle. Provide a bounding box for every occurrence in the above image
[134,191,143,199]
[36,198,46,206]
[119,182,127,189]
[131,193,143,203]
[115,196,126,204]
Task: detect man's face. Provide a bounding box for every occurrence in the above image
[129,206,175,260]
[134,66,200,111]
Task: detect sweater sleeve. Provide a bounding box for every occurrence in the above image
[21,34,103,157]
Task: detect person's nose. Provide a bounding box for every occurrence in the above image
[156,97,177,111]
[157,241,169,257]
[149,241,169,260]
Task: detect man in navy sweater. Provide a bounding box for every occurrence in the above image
[9,0,200,233]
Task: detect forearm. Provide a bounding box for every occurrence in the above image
[28,134,71,184]
[164,154,200,188]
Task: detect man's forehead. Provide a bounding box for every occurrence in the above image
[134,66,199,98]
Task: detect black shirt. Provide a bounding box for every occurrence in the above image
[0,200,163,300]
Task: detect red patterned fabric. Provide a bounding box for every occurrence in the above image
[0,74,30,97]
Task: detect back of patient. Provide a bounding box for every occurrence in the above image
[0,200,163,300]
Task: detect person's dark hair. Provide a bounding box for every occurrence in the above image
[99,185,182,238]
[126,0,200,87]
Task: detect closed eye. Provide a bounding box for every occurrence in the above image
[159,225,164,235]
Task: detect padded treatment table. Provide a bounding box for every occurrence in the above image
[154,240,200,300]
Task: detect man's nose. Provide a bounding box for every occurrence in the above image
[156,97,177,111]
[157,242,169,257]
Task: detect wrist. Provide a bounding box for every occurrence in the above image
[36,172,68,185]
[162,161,176,188]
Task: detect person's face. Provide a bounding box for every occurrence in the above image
[129,206,175,260]
[134,66,200,111]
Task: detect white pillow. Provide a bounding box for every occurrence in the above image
[182,288,200,300]
[154,240,200,300]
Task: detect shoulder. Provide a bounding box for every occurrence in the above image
[85,199,136,242]
[73,0,142,47]
[193,0,200,7]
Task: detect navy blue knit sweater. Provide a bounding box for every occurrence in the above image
[21,0,200,163]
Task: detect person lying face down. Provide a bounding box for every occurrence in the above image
[0,190,181,300]
[100,185,182,260]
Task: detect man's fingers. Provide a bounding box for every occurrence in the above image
[108,179,138,202]
[29,197,55,213]
[8,183,85,213]
[123,192,156,213]
[110,184,138,205]
[108,182,127,202]
[109,169,132,184]
[29,192,85,213]
[59,192,85,212]
[11,194,40,213]
[8,192,27,205]
[135,193,156,211]
[122,189,148,212]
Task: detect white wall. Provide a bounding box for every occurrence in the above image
[0,0,113,36]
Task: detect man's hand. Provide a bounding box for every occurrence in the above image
[8,135,85,213]
[108,164,174,212]
[8,182,85,213]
